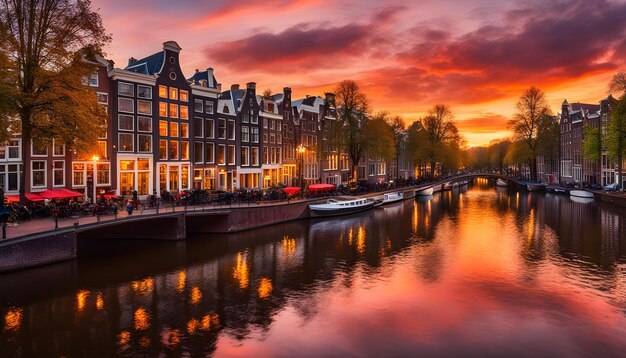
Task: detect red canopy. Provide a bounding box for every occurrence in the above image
[103,193,120,199]
[283,187,301,195]
[308,184,335,192]
[5,193,45,202]
[37,188,84,200]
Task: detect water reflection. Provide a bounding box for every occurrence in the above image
[1,180,625,357]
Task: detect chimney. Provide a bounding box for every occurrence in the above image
[195,69,199,73]
[217,83,222,92]
[283,87,291,95]
[246,82,256,90]
[128,57,137,66]
[207,67,214,88]
[231,84,240,91]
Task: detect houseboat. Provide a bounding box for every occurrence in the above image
[309,198,376,217]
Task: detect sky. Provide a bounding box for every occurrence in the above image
[92,0,626,147]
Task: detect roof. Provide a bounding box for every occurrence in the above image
[218,90,245,114]
[125,51,164,75]
[570,102,600,112]
[187,69,218,89]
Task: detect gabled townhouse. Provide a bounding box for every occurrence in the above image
[292,96,321,185]
[216,85,242,190]
[319,93,350,186]
[258,92,283,187]
[187,68,220,190]
[560,100,601,186]
[236,83,262,189]
[273,88,297,186]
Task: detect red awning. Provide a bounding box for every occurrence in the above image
[5,193,45,202]
[308,184,336,191]
[37,188,84,199]
[103,193,120,199]
[283,187,301,195]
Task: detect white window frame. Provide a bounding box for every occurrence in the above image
[52,140,65,157]
[194,99,203,113]
[31,160,46,188]
[137,134,152,153]
[89,71,99,87]
[137,100,152,115]
[118,114,134,131]
[137,85,152,99]
[206,101,214,114]
[96,92,108,104]
[241,146,250,166]
[31,142,48,157]
[118,82,134,97]
[137,116,152,133]
[206,142,215,164]
[53,160,65,187]
[118,133,135,152]
[228,144,236,165]
[118,97,134,114]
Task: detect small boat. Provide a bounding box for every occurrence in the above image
[526,183,546,192]
[309,198,376,217]
[570,196,595,204]
[496,179,508,187]
[379,192,404,206]
[570,190,594,199]
[442,183,452,191]
[416,187,433,196]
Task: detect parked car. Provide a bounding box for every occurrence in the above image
[604,183,618,191]
[589,183,603,190]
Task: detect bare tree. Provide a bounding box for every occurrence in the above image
[416,104,462,178]
[0,0,110,202]
[509,87,550,182]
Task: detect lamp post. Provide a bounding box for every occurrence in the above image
[297,144,306,198]
[91,155,99,203]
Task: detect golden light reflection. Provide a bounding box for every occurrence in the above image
[187,319,199,334]
[348,227,354,246]
[357,226,366,254]
[4,307,22,331]
[233,252,250,289]
[412,205,418,233]
[76,290,89,312]
[134,307,150,331]
[161,328,181,347]
[138,336,150,348]
[526,208,536,244]
[282,236,296,255]
[118,330,131,346]
[200,313,219,330]
[131,277,154,295]
[96,293,104,310]
[177,270,187,293]
[190,286,202,305]
[258,277,273,298]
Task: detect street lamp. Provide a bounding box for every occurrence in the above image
[297,144,306,198]
[91,155,99,202]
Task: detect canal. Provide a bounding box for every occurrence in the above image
[1,179,625,357]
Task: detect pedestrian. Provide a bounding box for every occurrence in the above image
[51,206,59,230]
[126,201,133,215]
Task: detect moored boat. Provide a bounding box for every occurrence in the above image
[309,198,376,217]
[570,190,594,198]
[416,187,434,196]
[442,183,452,190]
[570,196,595,204]
[526,183,546,192]
[496,179,508,187]
[379,192,404,206]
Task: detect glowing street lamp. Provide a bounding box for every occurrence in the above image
[297,144,306,198]
[91,155,99,202]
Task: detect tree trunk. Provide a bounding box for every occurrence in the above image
[531,157,538,182]
[351,163,358,183]
[19,109,32,205]
[430,161,435,178]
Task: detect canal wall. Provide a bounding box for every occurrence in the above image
[0,230,76,273]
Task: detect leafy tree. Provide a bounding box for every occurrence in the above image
[582,124,601,162]
[334,80,369,181]
[0,0,110,202]
[406,120,428,178]
[364,112,396,162]
[508,87,550,182]
[262,88,272,99]
[607,71,626,190]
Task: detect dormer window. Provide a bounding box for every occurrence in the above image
[223,106,229,114]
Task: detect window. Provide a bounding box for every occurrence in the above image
[118,82,134,96]
[159,85,167,98]
[53,142,65,156]
[194,142,203,163]
[96,93,108,104]
[251,127,259,143]
[180,105,188,120]
[180,123,189,138]
[7,140,19,159]
[169,122,179,137]
[228,145,235,165]
[227,120,235,140]
[159,102,168,117]
[180,90,188,102]
[241,146,250,166]
[169,103,179,118]
[97,141,106,158]
[205,143,215,163]
[169,87,178,100]
[118,98,134,113]
[118,114,134,131]
[206,101,214,114]
[137,116,152,132]
[137,85,152,99]
[251,147,259,166]
[194,117,203,137]
[32,143,47,156]
[138,134,152,153]
[218,119,226,139]
[368,163,376,176]
[194,99,203,113]
[218,145,225,165]
[251,115,258,124]
[263,117,268,129]
[137,100,152,115]
[97,163,110,185]
[263,133,268,143]
[73,163,85,186]
[270,133,275,144]
[53,161,64,186]
[89,72,98,87]
[159,140,168,159]
[169,140,179,160]
[180,141,189,160]
[263,146,268,164]
[119,133,134,152]
[242,126,249,142]
[243,114,249,123]
[159,120,168,136]
[32,161,46,187]
[205,119,214,138]
[277,133,282,144]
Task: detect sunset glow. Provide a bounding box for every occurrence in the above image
[92,0,626,146]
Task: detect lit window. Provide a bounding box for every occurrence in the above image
[170,122,179,137]
[159,140,167,159]
[159,120,168,136]
[119,133,134,152]
[180,105,188,120]
[180,141,189,160]
[180,90,188,102]
[159,85,167,98]
[159,102,168,117]
[169,87,178,100]
[180,123,189,138]
[137,100,152,115]
[169,103,179,118]
[169,140,179,160]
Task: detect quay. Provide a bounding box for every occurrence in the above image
[1,173,625,273]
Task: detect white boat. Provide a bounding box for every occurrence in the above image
[526,183,546,192]
[379,192,404,206]
[442,183,452,190]
[570,190,594,199]
[416,187,434,196]
[309,198,376,217]
[570,196,595,204]
[496,179,508,187]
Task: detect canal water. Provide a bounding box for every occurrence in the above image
[1,179,625,357]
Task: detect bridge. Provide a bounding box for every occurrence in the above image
[415,172,530,191]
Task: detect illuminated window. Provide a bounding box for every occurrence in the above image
[180,123,189,138]
[169,103,178,118]
[180,105,188,120]
[180,141,189,160]
[159,140,167,159]
[169,140,179,160]
[169,87,178,100]
[180,90,188,102]
[159,120,168,136]
[159,85,167,98]
[170,122,179,137]
[159,102,168,117]
[119,133,134,152]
